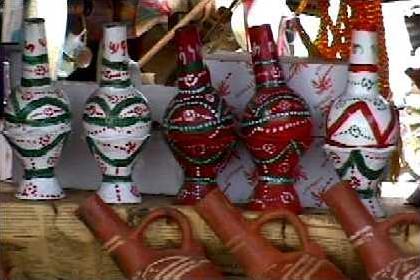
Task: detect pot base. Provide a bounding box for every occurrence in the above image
[248,184,302,214]
[16,177,65,200]
[97,182,142,204]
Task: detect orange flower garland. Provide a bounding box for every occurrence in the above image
[313,0,353,60]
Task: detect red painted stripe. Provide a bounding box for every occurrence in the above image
[327,101,396,145]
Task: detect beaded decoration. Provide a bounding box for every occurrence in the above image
[241,24,313,213]
[163,25,236,205]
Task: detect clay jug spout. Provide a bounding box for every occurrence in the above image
[196,188,349,280]
[76,194,150,277]
[77,195,224,280]
[323,181,420,279]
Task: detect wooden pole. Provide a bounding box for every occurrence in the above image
[138,0,214,68]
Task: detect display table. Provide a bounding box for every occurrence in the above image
[1,182,419,280]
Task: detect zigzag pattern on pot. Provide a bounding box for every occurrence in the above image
[327,101,397,147]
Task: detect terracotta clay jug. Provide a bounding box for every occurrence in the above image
[323,181,420,280]
[241,24,313,213]
[4,18,72,200]
[163,25,236,205]
[195,188,349,280]
[0,258,9,280]
[76,194,223,280]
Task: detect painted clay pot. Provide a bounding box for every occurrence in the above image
[195,188,349,280]
[322,181,420,280]
[241,24,313,213]
[76,195,224,280]
[4,18,71,200]
[325,27,399,218]
[279,56,348,136]
[82,23,151,204]
[163,25,236,205]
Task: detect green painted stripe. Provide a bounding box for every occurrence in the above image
[337,150,384,180]
[86,136,149,167]
[85,96,111,115]
[6,132,69,158]
[112,97,149,115]
[21,78,51,87]
[164,117,234,133]
[83,115,151,128]
[259,176,294,185]
[178,61,206,75]
[22,54,49,65]
[256,80,286,90]
[19,97,70,119]
[99,79,131,88]
[24,168,54,179]
[102,58,129,71]
[83,96,151,127]
[6,97,71,126]
[103,175,132,183]
[5,112,71,127]
[185,177,217,185]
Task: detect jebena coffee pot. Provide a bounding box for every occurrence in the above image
[195,188,349,280]
[323,181,420,280]
[76,195,223,280]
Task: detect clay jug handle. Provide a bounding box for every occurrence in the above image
[131,208,196,251]
[377,212,420,235]
[250,210,325,257]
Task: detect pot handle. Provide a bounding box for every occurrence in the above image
[250,210,325,257]
[131,208,196,252]
[377,212,420,235]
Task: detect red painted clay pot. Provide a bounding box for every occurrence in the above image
[241,24,313,213]
[195,188,349,280]
[163,25,236,205]
[76,195,223,280]
[323,181,420,280]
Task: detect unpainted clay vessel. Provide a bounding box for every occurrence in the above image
[323,181,420,280]
[195,188,349,280]
[241,24,313,213]
[0,258,9,280]
[76,195,223,280]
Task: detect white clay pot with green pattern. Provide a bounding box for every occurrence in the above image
[325,28,399,217]
[82,23,151,204]
[323,145,395,218]
[4,18,71,200]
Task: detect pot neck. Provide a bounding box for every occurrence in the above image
[175,25,212,94]
[99,23,131,89]
[21,18,51,88]
[347,29,380,97]
[249,24,286,90]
